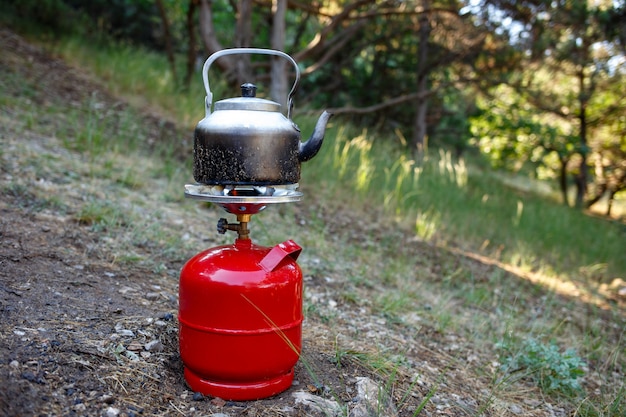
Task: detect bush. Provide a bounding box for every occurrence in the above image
[499,338,586,396]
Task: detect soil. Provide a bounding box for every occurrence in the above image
[0,27,623,417]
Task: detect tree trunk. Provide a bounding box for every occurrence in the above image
[270,0,288,112]
[574,117,588,209]
[606,189,615,216]
[411,2,431,159]
[183,0,198,90]
[155,0,177,81]
[558,154,569,207]
[198,0,233,73]
[235,0,253,84]
[574,70,589,208]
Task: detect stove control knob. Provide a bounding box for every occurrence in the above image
[217,218,228,234]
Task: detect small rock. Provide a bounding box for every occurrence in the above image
[159,312,174,321]
[9,360,19,368]
[118,329,135,337]
[23,370,47,384]
[211,397,226,407]
[105,406,120,417]
[293,391,343,416]
[118,286,137,295]
[350,377,398,417]
[126,341,143,351]
[144,340,163,352]
[510,404,523,415]
[145,292,160,300]
[524,398,541,407]
[467,354,479,363]
[210,397,226,407]
[101,394,115,404]
[192,392,204,401]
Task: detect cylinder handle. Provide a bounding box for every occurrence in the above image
[260,240,302,272]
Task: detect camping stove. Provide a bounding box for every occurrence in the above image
[178,48,331,401]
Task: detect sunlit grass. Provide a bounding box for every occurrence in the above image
[304,125,625,281]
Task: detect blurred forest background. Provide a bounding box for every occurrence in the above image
[5,0,625,216]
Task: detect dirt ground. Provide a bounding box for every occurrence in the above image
[0,27,623,417]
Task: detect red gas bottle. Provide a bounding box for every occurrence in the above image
[178,238,303,400]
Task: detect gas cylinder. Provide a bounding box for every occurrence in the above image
[178,238,303,400]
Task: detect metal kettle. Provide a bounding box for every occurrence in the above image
[193,48,332,186]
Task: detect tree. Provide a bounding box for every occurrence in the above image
[413,0,432,156]
[471,0,626,210]
[193,0,487,152]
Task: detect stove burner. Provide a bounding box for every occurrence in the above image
[184,184,303,215]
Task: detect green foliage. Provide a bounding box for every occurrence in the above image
[499,338,586,397]
[470,84,570,174]
[63,0,165,49]
[471,0,626,209]
[0,0,82,34]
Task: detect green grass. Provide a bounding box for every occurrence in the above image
[46,36,212,130]
[302,122,625,281]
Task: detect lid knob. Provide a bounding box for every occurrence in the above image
[241,83,257,97]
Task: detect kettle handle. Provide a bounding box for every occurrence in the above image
[202,48,301,118]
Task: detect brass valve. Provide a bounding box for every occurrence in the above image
[217,214,252,239]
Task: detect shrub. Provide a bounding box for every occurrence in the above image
[500,338,586,396]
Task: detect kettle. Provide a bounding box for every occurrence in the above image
[193,48,332,185]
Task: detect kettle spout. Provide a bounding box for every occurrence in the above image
[298,110,333,162]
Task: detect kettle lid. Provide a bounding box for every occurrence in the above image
[214,83,281,112]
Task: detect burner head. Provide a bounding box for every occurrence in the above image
[184,184,302,215]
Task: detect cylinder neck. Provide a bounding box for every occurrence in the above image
[236,215,250,240]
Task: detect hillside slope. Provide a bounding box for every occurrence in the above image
[1,27,623,417]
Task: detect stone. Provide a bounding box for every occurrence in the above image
[144,340,163,352]
[349,377,398,417]
[293,391,343,416]
[126,341,143,351]
[105,406,120,417]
